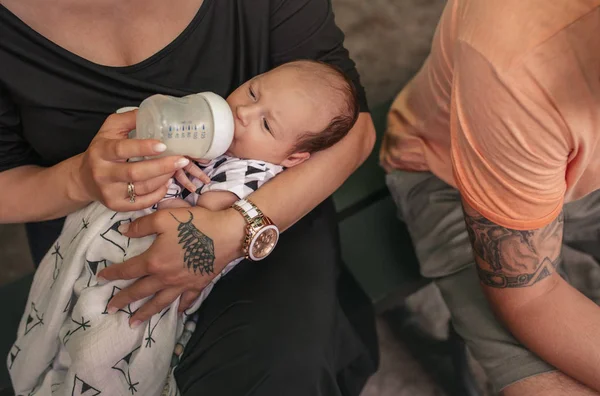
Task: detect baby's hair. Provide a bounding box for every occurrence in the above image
[280,60,360,154]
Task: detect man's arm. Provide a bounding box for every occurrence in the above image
[463,200,600,392]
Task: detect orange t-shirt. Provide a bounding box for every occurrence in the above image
[385,0,600,230]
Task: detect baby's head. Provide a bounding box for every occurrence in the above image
[225,60,360,167]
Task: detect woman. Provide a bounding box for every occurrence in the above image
[0,0,377,394]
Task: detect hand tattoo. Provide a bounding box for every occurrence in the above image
[463,205,563,288]
[170,211,215,275]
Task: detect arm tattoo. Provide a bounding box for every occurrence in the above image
[463,206,564,288]
[169,211,215,275]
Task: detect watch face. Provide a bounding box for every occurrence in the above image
[250,225,279,260]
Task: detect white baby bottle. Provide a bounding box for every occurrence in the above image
[130,92,234,159]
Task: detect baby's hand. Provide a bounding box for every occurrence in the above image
[188,157,211,166]
[175,160,211,193]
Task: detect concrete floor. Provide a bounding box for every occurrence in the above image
[0,1,493,395]
[333,0,447,107]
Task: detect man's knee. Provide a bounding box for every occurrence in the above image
[501,371,600,396]
[435,267,556,391]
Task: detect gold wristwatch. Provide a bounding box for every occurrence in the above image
[232,199,279,261]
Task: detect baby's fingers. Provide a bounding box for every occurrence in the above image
[188,157,211,165]
[175,169,198,194]
[184,162,211,184]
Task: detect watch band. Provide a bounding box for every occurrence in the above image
[232,199,263,224]
[232,199,279,262]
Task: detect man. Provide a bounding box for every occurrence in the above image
[381,0,600,394]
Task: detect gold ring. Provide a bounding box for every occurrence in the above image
[127,182,136,203]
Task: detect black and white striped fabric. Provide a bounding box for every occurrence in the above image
[183,156,283,205]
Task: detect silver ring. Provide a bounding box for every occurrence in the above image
[127,182,136,203]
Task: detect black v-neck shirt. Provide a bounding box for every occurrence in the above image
[0,0,368,263]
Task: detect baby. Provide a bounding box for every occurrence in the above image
[9,60,359,396]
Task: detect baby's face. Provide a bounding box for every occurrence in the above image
[225,66,334,167]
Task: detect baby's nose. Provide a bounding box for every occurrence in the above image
[236,104,259,126]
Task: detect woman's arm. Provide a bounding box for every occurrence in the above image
[0,158,88,222]
[0,83,88,222]
[196,114,375,251]
[254,0,373,228]
[463,201,600,392]
[240,113,375,231]
[156,190,239,211]
[0,111,191,223]
[195,191,238,211]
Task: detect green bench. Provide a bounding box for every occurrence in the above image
[333,101,426,311]
[334,102,483,396]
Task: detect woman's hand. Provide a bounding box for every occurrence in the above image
[97,205,245,327]
[74,110,192,211]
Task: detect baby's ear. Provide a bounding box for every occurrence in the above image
[281,152,310,168]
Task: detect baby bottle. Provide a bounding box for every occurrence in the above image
[128,92,234,159]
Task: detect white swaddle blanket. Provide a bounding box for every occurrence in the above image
[8,156,281,396]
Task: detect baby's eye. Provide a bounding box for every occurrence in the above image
[263,118,271,133]
[249,87,257,100]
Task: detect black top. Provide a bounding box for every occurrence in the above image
[0,0,368,264]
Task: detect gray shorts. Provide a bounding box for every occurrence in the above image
[386,170,600,393]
